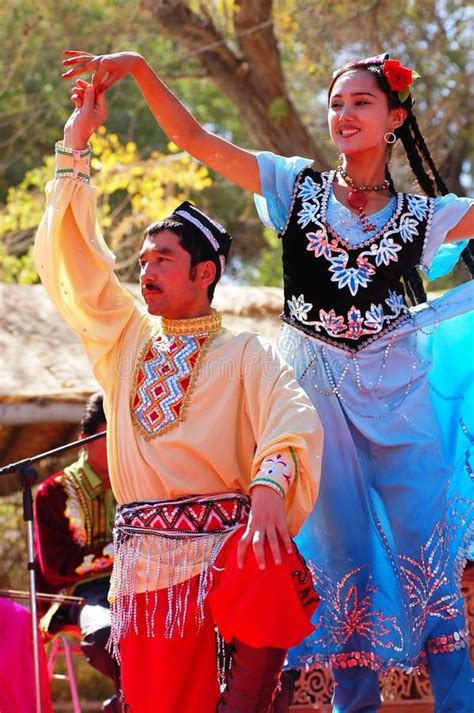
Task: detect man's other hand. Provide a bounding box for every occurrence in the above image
[237,485,293,570]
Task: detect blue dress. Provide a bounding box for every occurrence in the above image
[255,152,474,672]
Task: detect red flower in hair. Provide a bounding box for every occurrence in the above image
[382,59,413,92]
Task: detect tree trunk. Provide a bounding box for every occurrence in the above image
[440,138,469,196]
[141,0,325,166]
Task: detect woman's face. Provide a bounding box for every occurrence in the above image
[328,69,402,159]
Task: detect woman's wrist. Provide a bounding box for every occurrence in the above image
[129,52,147,79]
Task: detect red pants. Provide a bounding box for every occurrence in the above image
[120,530,318,713]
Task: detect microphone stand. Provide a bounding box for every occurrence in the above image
[0,430,106,713]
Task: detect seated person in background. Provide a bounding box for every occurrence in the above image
[34,392,119,713]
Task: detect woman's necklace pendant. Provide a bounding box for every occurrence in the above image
[347,190,375,232]
[347,189,367,210]
[338,165,390,233]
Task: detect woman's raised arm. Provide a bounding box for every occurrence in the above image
[63,50,262,194]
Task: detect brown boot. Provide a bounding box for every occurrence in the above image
[217,639,287,713]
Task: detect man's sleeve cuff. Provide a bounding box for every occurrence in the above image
[55,141,91,182]
[249,450,297,499]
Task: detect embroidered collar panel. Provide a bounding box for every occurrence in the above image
[161,308,222,336]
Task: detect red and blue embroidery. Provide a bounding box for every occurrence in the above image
[131,332,210,438]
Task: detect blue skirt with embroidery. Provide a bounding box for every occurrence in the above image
[279,281,474,672]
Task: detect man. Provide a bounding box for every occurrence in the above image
[34,393,120,712]
[34,83,323,713]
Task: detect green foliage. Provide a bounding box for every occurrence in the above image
[0,129,213,282]
[0,0,250,195]
[267,97,289,122]
[1,0,471,288]
[250,229,283,287]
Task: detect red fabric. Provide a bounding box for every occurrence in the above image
[209,530,319,649]
[0,598,53,713]
[120,577,220,713]
[120,530,318,712]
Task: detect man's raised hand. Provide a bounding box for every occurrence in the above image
[63,50,142,93]
[64,82,107,150]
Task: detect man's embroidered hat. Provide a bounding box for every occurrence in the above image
[170,200,232,278]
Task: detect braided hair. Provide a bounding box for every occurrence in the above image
[329,58,473,305]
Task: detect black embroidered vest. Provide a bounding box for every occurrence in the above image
[280,168,434,352]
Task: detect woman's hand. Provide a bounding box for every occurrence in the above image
[62,50,143,93]
[63,49,261,194]
[63,82,107,150]
[237,485,293,570]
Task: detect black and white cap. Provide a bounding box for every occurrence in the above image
[171,201,232,278]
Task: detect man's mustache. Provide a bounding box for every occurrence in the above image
[141,283,162,293]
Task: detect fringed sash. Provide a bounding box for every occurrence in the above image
[109,492,249,655]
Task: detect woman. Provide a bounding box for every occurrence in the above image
[63,50,474,711]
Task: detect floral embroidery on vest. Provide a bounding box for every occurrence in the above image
[298,176,429,298]
[287,289,408,342]
[280,169,433,352]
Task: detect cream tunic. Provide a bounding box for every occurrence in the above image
[34,148,323,543]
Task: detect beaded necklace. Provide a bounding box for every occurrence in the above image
[337,166,391,232]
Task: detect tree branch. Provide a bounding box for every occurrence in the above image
[141,0,322,163]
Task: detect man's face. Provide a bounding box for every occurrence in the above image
[139,230,212,318]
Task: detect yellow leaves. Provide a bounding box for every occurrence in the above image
[90,131,138,175]
[1,129,213,283]
[167,141,180,154]
[0,162,51,233]
[273,1,298,38]
[92,133,213,252]
[0,245,37,284]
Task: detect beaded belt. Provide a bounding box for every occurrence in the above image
[115,492,250,538]
[109,492,250,656]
